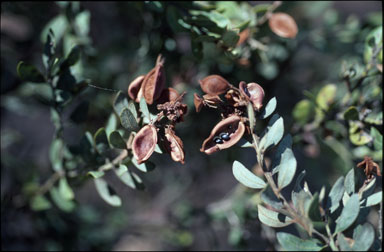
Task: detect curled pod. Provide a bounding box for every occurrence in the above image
[199,75,230,95]
[128,75,145,102]
[200,115,245,155]
[157,87,180,104]
[142,56,166,105]
[164,127,185,164]
[132,124,158,164]
[268,12,298,39]
[194,93,204,113]
[239,81,265,111]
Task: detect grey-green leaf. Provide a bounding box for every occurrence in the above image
[335,193,360,234]
[94,178,121,207]
[277,147,297,190]
[94,127,109,154]
[364,191,382,207]
[139,97,151,121]
[352,223,375,251]
[276,232,324,251]
[344,168,355,195]
[260,114,284,152]
[370,127,382,151]
[120,108,139,132]
[261,185,283,210]
[131,157,156,173]
[49,186,75,212]
[17,62,45,83]
[87,171,105,179]
[326,176,345,213]
[109,131,126,149]
[259,97,277,119]
[258,205,293,228]
[222,29,240,48]
[58,177,74,200]
[247,103,255,132]
[114,164,145,190]
[30,195,52,211]
[113,91,129,116]
[232,160,266,189]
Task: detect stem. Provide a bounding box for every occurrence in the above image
[99,149,129,172]
[326,223,339,251]
[34,171,63,196]
[257,1,282,26]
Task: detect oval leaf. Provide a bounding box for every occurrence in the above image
[259,97,277,119]
[277,147,297,190]
[232,160,266,189]
[260,114,284,152]
[364,191,382,207]
[58,177,74,200]
[87,171,105,179]
[131,157,156,173]
[277,232,324,251]
[335,193,360,234]
[326,176,345,213]
[352,223,375,251]
[120,108,139,132]
[109,131,126,149]
[257,204,293,228]
[94,178,121,207]
[17,62,45,83]
[114,164,145,190]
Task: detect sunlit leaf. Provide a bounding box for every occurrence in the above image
[94,178,121,207]
[259,114,284,152]
[120,108,139,132]
[335,194,360,233]
[257,205,293,228]
[259,97,277,119]
[232,160,266,189]
[276,232,324,251]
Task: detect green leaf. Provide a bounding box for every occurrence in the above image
[94,178,121,207]
[131,157,156,173]
[261,185,283,210]
[276,232,324,251]
[247,103,255,132]
[30,195,52,211]
[337,233,353,251]
[363,191,382,207]
[222,30,240,48]
[291,171,312,215]
[344,106,359,121]
[105,113,118,137]
[349,121,372,146]
[316,84,337,111]
[109,131,126,149]
[370,127,382,151]
[257,205,293,228]
[119,108,139,132]
[139,96,151,121]
[49,186,75,212]
[271,134,293,175]
[292,99,314,125]
[344,168,356,195]
[93,127,109,154]
[307,193,322,222]
[49,138,64,172]
[232,160,266,189]
[335,194,360,233]
[259,97,277,119]
[326,176,345,213]
[114,164,145,190]
[87,171,105,179]
[17,62,45,83]
[62,45,81,68]
[364,26,382,64]
[74,10,91,36]
[40,14,68,43]
[259,114,284,152]
[58,177,74,200]
[277,147,297,190]
[113,91,130,116]
[352,223,375,251]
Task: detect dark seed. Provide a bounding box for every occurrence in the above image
[243,86,251,97]
[219,132,230,141]
[214,136,224,144]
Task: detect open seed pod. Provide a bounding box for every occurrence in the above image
[239,81,265,111]
[268,12,298,39]
[157,87,180,104]
[194,93,204,113]
[142,56,166,105]
[203,94,223,105]
[164,127,185,164]
[128,75,145,102]
[224,89,242,107]
[132,124,158,164]
[200,115,245,155]
[199,75,230,95]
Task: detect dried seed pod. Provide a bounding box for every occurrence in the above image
[268,12,298,39]
[164,127,185,164]
[237,28,250,46]
[239,81,265,111]
[199,75,230,95]
[142,56,166,105]
[200,115,245,155]
[203,94,223,105]
[128,75,145,102]
[194,93,204,113]
[225,89,242,107]
[157,87,180,104]
[132,124,158,164]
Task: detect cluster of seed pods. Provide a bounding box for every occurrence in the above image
[127,55,187,164]
[195,75,265,155]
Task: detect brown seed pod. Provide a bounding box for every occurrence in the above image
[132,124,158,164]
[128,75,145,102]
[200,115,245,155]
[142,56,166,105]
[199,75,230,95]
[268,12,298,39]
[164,127,185,164]
[157,87,180,104]
[225,89,242,107]
[239,81,265,111]
[237,28,250,46]
[194,93,204,113]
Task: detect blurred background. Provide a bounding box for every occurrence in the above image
[1,1,382,251]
